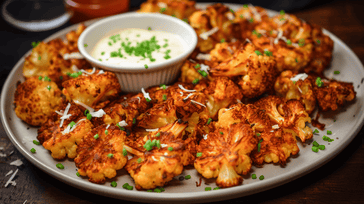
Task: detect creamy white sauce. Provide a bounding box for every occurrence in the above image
[91,28,188,66]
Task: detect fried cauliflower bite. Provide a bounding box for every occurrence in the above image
[180,60,209,84]
[209,41,242,63]
[304,24,334,75]
[189,3,239,53]
[215,103,299,165]
[194,122,258,188]
[210,43,277,98]
[42,117,93,159]
[204,77,243,119]
[62,69,121,109]
[65,24,86,52]
[14,76,63,126]
[137,98,178,129]
[125,121,188,190]
[274,71,316,114]
[313,78,356,111]
[234,5,270,39]
[254,96,313,142]
[138,0,197,20]
[251,129,299,165]
[74,124,128,184]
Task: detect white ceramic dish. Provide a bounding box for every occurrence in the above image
[78,12,197,93]
[1,3,364,203]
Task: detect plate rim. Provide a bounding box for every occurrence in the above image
[2,3,364,203]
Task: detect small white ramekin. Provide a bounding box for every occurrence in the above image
[78,12,197,93]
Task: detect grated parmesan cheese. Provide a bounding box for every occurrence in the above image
[10,159,23,166]
[63,52,84,60]
[272,124,279,129]
[80,67,96,75]
[183,93,194,101]
[226,12,235,20]
[106,124,110,129]
[146,128,159,132]
[71,64,80,72]
[199,27,219,40]
[191,100,206,107]
[160,144,168,148]
[118,120,128,127]
[141,88,152,101]
[199,64,210,74]
[97,70,105,75]
[57,103,71,127]
[4,169,18,187]
[73,100,95,112]
[5,170,13,177]
[90,109,106,118]
[203,134,208,140]
[157,2,167,8]
[196,53,211,61]
[178,84,196,92]
[62,118,86,134]
[290,73,308,82]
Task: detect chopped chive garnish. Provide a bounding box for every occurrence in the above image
[144,64,148,69]
[76,172,80,177]
[160,84,167,89]
[220,38,225,43]
[316,77,323,87]
[69,121,76,128]
[327,130,332,135]
[107,153,114,158]
[254,50,262,56]
[313,129,319,134]
[101,51,105,55]
[185,175,191,179]
[123,148,127,156]
[334,71,340,74]
[196,152,202,157]
[33,140,41,145]
[56,163,64,169]
[286,39,292,45]
[84,43,88,47]
[31,41,40,48]
[312,146,319,152]
[154,188,162,193]
[316,39,321,44]
[206,118,212,125]
[205,187,212,191]
[323,135,334,142]
[313,141,319,147]
[38,76,43,80]
[256,133,261,136]
[30,148,36,153]
[280,10,285,15]
[213,187,220,190]
[148,27,151,30]
[105,130,108,135]
[86,113,92,120]
[264,50,273,56]
[198,70,208,77]
[160,7,166,13]
[133,118,136,124]
[252,174,257,179]
[38,56,41,60]
[137,158,142,163]
[111,181,117,187]
[94,134,99,139]
[298,39,305,47]
[219,131,223,135]
[192,78,199,85]
[162,94,167,101]
[194,64,200,69]
[318,145,325,150]
[168,147,173,151]
[259,175,264,180]
[156,132,161,137]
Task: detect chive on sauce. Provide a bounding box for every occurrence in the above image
[91,28,188,66]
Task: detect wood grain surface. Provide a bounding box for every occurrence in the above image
[1,0,363,203]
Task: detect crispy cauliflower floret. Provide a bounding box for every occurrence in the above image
[125,121,188,190]
[138,0,197,20]
[209,41,242,63]
[62,69,121,109]
[304,24,334,75]
[74,124,128,184]
[65,24,87,52]
[179,60,209,84]
[194,122,258,188]
[42,117,93,159]
[274,71,316,114]
[189,3,239,53]
[251,129,299,165]
[254,95,313,142]
[210,43,277,98]
[14,76,63,126]
[204,77,243,119]
[137,98,178,129]
[234,5,269,39]
[215,103,299,165]
[313,78,356,111]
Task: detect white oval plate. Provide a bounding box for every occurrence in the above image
[1,3,364,203]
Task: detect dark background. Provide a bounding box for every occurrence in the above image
[1,0,364,203]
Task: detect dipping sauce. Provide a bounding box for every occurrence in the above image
[91,28,188,67]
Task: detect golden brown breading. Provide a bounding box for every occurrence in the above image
[125,121,188,190]
[138,0,197,20]
[14,76,63,126]
[313,78,356,111]
[42,117,93,159]
[75,124,128,184]
[251,129,299,165]
[204,77,243,119]
[194,122,258,188]
[65,24,87,52]
[210,43,277,98]
[179,60,209,84]
[254,95,313,142]
[189,3,240,53]
[62,69,121,109]
[274,71,316,114]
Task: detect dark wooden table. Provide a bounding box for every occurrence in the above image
[1,0,364,203]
